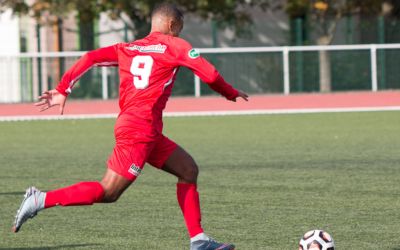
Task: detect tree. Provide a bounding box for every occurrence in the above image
[0,0,275,97]
[286,0,388,92]
[0,0,275,45]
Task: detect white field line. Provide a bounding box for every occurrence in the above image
[0,106,399,122]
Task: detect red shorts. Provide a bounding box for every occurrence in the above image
[107,131,177,181]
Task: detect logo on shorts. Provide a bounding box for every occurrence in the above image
[128,164,142,176]
[188,48,200,59]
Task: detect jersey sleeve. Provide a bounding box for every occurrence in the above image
[56,44,120,96]
[175,39,238,100]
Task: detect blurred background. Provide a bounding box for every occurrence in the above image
[0,0,400,103]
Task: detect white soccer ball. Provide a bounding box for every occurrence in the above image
[298,229,335,250]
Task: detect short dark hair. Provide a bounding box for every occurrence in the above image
[151,2,183,22]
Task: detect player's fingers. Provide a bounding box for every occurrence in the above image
[38,94,50,100]
[35,104,48,110]
[35,98,51,107]
[38,90,52,99]
[34,100,47,106]
[39,106,50,112]
[37,101,55,112]
[239,92,249,101]
[39,101,56,110]
[59,103,65,115]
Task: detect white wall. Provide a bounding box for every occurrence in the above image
[99,13,134,47]
[0,9,20,103]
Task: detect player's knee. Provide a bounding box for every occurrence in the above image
[182,162,198,183]
[101,187,122,203]
[100,169,132,203]
[102,183,122,203]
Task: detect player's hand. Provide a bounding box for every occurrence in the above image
[232,90,249,102]
[34,89,67,115]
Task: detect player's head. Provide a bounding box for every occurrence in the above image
[151,3,184,37]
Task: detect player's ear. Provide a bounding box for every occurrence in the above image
[167,19,174,34]
[169,19,183,37]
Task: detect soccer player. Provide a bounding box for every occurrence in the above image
[13,3,248,250]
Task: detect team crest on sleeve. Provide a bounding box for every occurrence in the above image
[188,48,200,59]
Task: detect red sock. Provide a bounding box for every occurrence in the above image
[44,182,104,208]
[177,183,204,238]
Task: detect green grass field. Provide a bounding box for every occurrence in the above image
[1,111,399,249]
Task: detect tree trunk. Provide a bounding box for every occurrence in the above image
[77,11,96,98]
[78,11,95,51]
[317,36,332,92]
[319,50,331,92]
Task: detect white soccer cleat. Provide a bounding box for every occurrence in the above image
[12,187,45,233]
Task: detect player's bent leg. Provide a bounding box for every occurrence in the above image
[161,146,234,250]
[161,146,203,236]
[44,168,131,207]
[44,181,104,208]
[13,182,104,233]
[100,168,133,203]
[13,169,132,233]
[162,145,198,184]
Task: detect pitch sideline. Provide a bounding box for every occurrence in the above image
[1,106,399,122]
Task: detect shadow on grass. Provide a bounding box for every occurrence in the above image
[392,248,400,250]
[0,191,25,196]
[0,244,102,250]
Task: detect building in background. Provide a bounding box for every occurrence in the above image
[0,6,288,103]
[1,4,400,103]
[0,10,21,103]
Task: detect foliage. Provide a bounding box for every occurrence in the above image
[0,0,277,39]
[286,0,385,19]
[285,0,394,44]
[285,1,394,92]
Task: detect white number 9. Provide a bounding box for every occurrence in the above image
[130,55,154,89]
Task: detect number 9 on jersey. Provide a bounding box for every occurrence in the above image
[130,55,154,89]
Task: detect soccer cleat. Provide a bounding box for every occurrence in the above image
[12,187,45,233]
[190,238,235,250]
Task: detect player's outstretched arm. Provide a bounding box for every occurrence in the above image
[35,44,120,115]
[56,45,119,97]
[204,74,249,102]
[175,39,249,102]
[34,89,67,115]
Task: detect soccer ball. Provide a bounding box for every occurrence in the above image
[299,229,335,250]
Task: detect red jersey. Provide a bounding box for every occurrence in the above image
[56,32,239,134]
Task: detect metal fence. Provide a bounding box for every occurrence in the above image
[1,44,400,103]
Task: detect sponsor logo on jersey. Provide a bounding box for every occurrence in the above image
[127,44,167,53]
[188,48,200,59]
[128,164,142,176]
